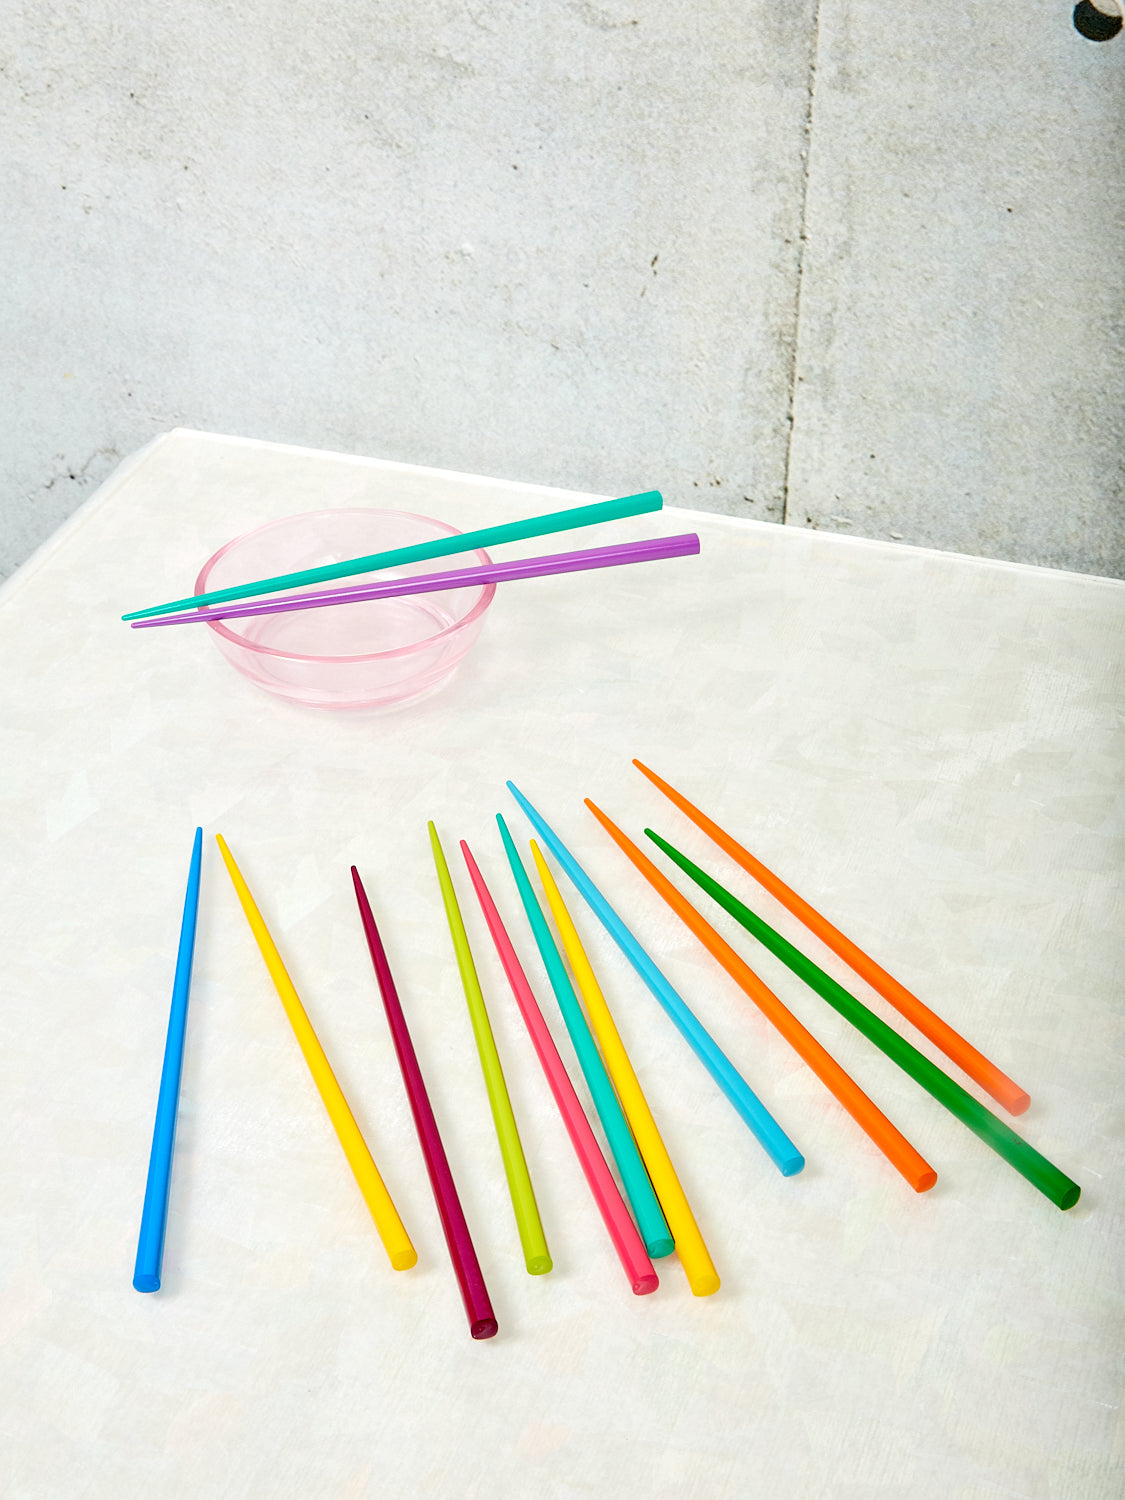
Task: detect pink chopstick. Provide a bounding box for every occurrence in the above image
[460,840,658,1297]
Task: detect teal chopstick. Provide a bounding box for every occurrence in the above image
[645,827,1082,1212]
[133,827,203,1292]
[505,782,805,1177]
[122,489,663,621]
[495,815,674,1259]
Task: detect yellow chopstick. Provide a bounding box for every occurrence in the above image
[216,835,416,1271]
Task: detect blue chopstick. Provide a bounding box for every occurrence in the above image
[133,827,203,1292]
[505,783,804,1177]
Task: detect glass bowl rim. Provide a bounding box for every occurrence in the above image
[193,507,497,664]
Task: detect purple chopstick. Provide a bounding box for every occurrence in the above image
[129,533,701,629]
[351,866,498,1341]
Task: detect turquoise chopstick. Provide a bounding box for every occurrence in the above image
[496,815,674,1259]
[133,827,203,1292]
[505,782,805,1177]
[122,489,663,621]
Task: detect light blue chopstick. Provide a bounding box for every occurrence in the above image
[496,815,674,1258]
[122,489,664,621]
[133,827,203,1292]
[505,783,805,1177]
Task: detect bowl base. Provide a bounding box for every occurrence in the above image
[239,593,462,658]
[264,667,464,714]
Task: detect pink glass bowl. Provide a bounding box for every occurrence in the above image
[194,509,496,711]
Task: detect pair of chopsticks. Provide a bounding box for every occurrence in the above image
[123,490,699,628]
[134,831,420,1295]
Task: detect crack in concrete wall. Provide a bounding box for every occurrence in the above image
[781,0,822,527]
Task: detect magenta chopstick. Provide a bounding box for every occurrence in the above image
[351,866,498,1340]
[460,840,658,1296]
[128,533,701,629]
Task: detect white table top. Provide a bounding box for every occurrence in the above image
[2,429,1122,1498]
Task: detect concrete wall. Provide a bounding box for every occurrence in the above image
[3,1,1123,580]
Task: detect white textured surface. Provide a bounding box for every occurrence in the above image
[1,430,1122,1498]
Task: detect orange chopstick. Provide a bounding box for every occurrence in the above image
[585,799,937,1194]
[632,760,1030,1116]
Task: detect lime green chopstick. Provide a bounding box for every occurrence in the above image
[645,828,1081,1211]
[122,490,663,621]
[429,823,552,1274]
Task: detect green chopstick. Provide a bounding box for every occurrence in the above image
[429,823,552,1275]
[122,489,663,621]
[644,828,1081,1212]
[496,815,674,1259]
